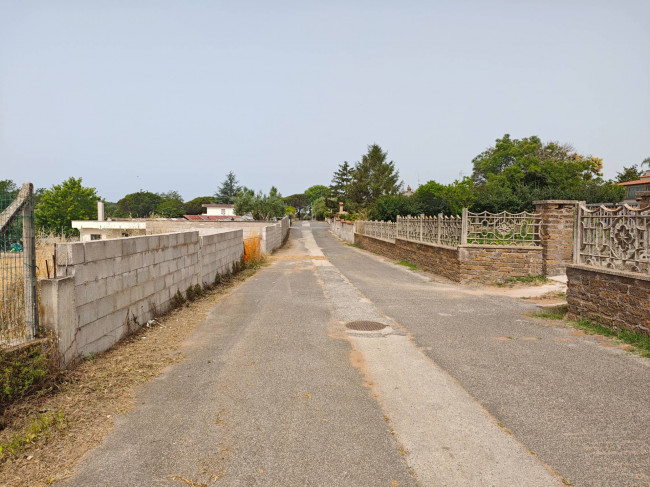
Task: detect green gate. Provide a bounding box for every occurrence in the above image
[0,183,38,346]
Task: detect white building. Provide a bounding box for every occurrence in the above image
[203,204,236,217]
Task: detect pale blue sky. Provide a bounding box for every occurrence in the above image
[1,1,649,201]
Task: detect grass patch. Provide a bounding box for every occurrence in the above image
[572,319,650,358]
[497,275,548,287]
[345,243,363,249]
[530,304,568,320]
[396,260,418,270]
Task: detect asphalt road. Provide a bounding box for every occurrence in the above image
[64,222,649,487]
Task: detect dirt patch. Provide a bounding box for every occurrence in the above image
[0,266,263,487]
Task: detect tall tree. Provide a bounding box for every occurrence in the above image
[329,161,353,206]
[234,187,285,221]
[284,194,307,219]
[185,196,217,215]
[616,165,643,183]
[156,190,185,218]
[115,191,163,218]
[35,177,99,235]
[216,171,241,204]
[348,144,401,209]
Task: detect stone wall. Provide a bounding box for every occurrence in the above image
[566,264,650,336]
[395,239,459,282]
[40,229,244,365]
[459,246,543,284]
[354,234,542,284]
[534,200,580,276]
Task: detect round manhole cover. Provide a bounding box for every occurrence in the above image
[345,321,387,332]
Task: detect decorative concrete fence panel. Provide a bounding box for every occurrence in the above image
[567,204,650,335]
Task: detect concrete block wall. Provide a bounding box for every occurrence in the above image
[47,231,201,363]
[199,230,244,286]
[330,219,355,243]
[261,217,290,254]
[567,265,650,336]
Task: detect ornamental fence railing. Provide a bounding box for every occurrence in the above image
[574,203,650,274]
[1,183,38,346]
[356,209,541,248]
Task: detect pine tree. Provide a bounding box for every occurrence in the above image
[215,171,241,204]
[348,145,401,208]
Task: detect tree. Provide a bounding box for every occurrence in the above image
[216,171,241,204]
[311,196,328,220]
[370,194,422,221]
[185,196,217,215]
[234,186,285,221]
[35,177,99,235]
[470,134,621,212]
[348,145,401,209]
[413,177,476,216]
[156,190,185,218]
[329,161,353,205]
[616,165,643,183]
[115,191,162,218]
[305,185,328,206]
[642,157,650,169]
[284,194,307,219]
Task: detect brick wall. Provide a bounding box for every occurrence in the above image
[459,246,542,284]
[567,264,650,336]
[395,239,459,282]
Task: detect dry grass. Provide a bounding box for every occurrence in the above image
[0,264,263,487]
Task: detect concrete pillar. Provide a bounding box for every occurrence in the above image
[97,201,105,221]
[533,200,582,276]
[39,276,78,367]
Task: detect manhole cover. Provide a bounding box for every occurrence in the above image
[345,321,387,332]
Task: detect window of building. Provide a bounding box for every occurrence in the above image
[221,209,226,215]
[90,234,101,240]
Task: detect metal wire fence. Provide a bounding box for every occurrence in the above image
[1,183,38,346]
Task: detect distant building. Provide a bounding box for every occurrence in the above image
[618,171,650,205]
[184,204,243,222]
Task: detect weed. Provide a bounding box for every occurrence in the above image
[346,243,363,249]
[0,410,67,459]
[186,284,204,302]
[572,319,650,358]
[0,341,56,409]
[396,260,418,270]
[530,305,568,320]
[496,275,548,287]
[171,290,186,309]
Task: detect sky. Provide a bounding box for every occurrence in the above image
[1,0,649,202]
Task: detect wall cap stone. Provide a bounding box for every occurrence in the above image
[533,200,582,205]
[567,264,650,283]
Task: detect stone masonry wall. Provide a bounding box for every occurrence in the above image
[354,233,397,259]
[395,239,460,282]
[567,264,650,336]
[199,230,244,286]
[534,200,580,276]
[459,246,543,284]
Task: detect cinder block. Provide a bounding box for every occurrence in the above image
[135,237,148,254]
[59,242,85,265]
[77,301,100,327]
[122,238,137,255]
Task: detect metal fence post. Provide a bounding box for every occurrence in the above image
[22,183,37,339]
[461,208,468,245]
